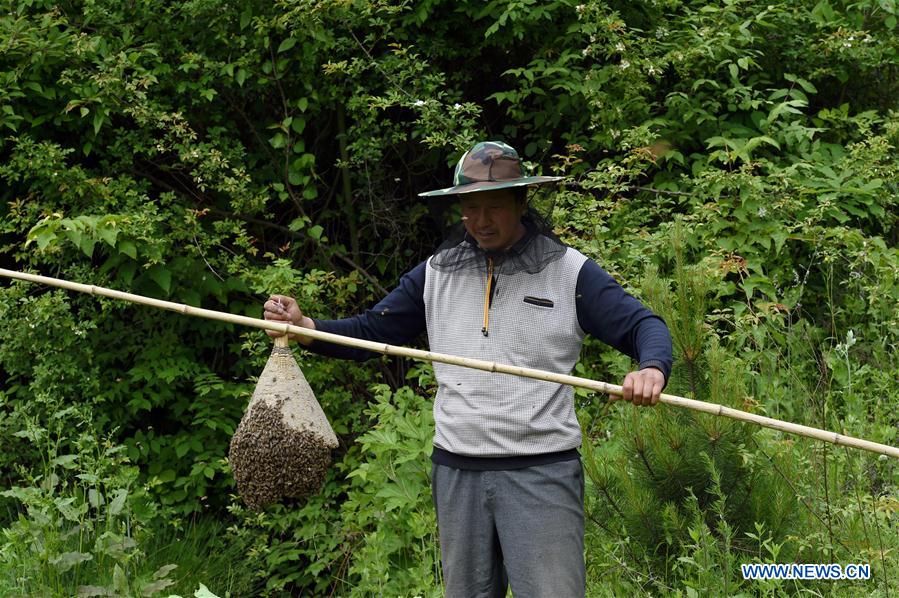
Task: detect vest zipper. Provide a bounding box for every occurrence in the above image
[482,257,494,337]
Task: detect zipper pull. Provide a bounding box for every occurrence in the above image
[482,258,493,337]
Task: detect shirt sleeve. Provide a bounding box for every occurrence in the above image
[306,260,428,361]
[575,259,673,383]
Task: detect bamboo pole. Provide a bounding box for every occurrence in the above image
[2,267,897,460]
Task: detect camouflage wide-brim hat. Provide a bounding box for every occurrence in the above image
[418,141,564,197]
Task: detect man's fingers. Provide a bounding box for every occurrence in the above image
[615,370,666,407]
[264,305,287,320]
[263,295,300,340]
[650,379,662,405]
[621,376,633,403]
[631,376,647,405]
[264,298,296,319]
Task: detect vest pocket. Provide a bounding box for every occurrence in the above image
[523,296,554,308]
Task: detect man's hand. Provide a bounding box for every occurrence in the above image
[263,295,316,345]
[619,367,665,406]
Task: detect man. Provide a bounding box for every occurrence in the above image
[263,141,672,597]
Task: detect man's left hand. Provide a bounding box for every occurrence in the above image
[620,368,665,406]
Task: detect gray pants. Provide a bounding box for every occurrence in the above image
[431,459,585,598]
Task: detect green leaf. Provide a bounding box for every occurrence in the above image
[108,489,127,516]
[97,224,119,247]
[34,229,58,249]
[269,132,287,149]
[50,551,92,573]
[65,228,83,248]
[860,178,883,192]
[93,111,104,135]
[784,73,818,94]
[55,496,85,521]
[744,135,781,154]
[80,235,96,257]
[140,578,175,597]
[772,231,789,254]
[811,0,835,23]
[147,266,172,293]
[1,486,36,503]
[768,99,806,123]
[88,488,105,508]
[113,564,127,594]
[278,37,297,53]
[51,454,79,469]
[288,216,307,231]
[194,583,221,598]
[118,240,137,259]
[308,225,323,240]
[154,564,178,579]
[236,68,247,87]
[158,469,176,483]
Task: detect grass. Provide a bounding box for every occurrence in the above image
[139,514,261,597]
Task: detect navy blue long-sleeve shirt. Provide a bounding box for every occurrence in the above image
[308,259,673,382]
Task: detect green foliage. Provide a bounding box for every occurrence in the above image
[1,0,897,595]
[339,384,440,596]
[0,393,256,596]
[583,243,800,592]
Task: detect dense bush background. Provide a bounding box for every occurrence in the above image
[1,0,896,595]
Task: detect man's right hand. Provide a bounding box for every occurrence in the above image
[263,295,316,345]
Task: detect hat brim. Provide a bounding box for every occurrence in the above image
[417,175,564,198]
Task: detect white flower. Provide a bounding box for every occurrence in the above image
[413,99,425,107]
[648,65,660,76]
[452,103,462,110]
[582,47,590,56]
[615,42,625,52]
[619,60,630,69]
[757,206,767,217]
[576,4,586,13]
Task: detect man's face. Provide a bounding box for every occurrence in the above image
[459,189,527,251]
